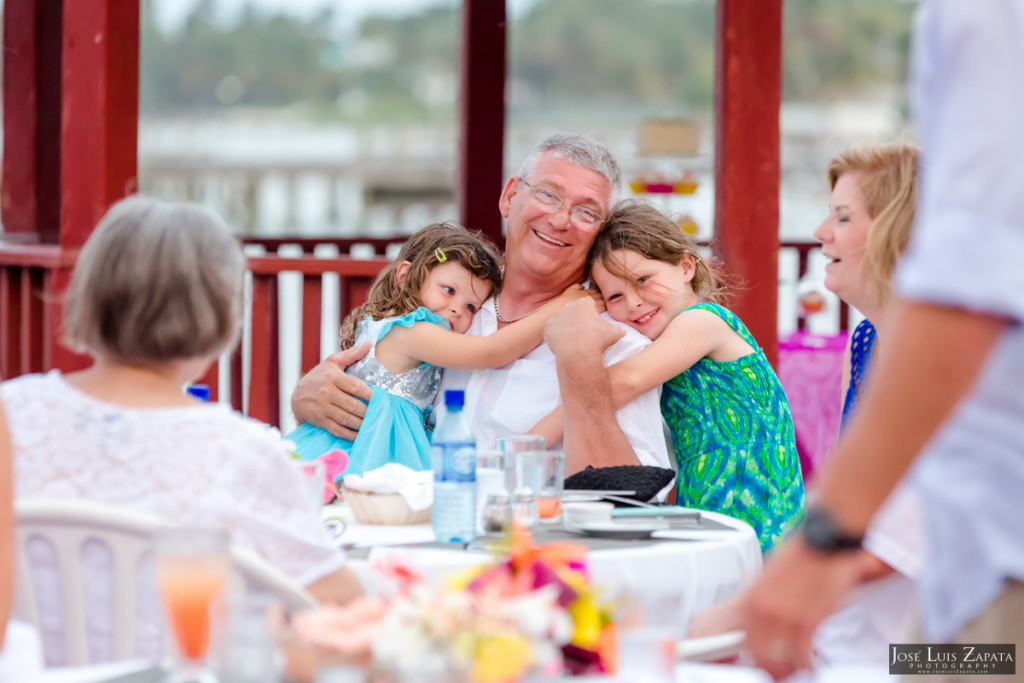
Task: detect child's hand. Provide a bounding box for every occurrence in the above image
[558,283,590,303]
[559,284,607,313]
[558,284,605,311]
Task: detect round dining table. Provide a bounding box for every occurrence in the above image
[336,507,764,624]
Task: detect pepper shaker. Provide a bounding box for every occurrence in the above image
[481,492,513,534]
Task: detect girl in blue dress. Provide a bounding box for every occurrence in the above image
[287,222,592,476]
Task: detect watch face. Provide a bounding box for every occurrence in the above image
[803,510,834,549]
[803,507,862,552]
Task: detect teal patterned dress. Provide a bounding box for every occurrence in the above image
[662,303,805,553]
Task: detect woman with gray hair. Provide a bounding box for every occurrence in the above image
[2,197,362,611]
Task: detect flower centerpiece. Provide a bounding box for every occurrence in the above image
[293,525,617,682]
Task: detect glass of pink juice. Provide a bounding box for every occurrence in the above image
[155,528,230,683]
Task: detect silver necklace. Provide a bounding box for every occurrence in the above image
[493,295,551,323]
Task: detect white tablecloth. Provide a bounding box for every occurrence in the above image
[343,509,763,623]
[681,662,890,683]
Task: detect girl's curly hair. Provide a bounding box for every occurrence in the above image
[339,223,504,349]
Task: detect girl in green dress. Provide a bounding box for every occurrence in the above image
[538,201,804,552]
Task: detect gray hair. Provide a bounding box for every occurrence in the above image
[64,196,246,365]
[517,132,622,205]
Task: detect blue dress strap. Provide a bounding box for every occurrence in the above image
[840,319,877,432]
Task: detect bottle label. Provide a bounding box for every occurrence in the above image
[432,442,475,483]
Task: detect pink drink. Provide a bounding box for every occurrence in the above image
[536,497,562,520]
[157,557,227,660]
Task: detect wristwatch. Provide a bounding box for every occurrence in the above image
[801,505,864,553]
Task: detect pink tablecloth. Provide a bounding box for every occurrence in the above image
[777,332,848,484]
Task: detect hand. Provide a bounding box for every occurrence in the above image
[584,286,607,314]
[545,298,624,357]
[688,592,746,640]
[290,342,372,440]
[556,283,593,305]
[744,535,863,680]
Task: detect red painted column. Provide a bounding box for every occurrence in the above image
[457,0,506,248]
[44,0,139,372]
[1,0,62,241]
[713,0,782,367]
[61,0,139,250]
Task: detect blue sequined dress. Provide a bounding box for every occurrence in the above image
[840,319,877,432]
[286,307,447,476]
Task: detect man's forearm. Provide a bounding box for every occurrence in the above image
[815,300,1007,533]
[559,349,639,473]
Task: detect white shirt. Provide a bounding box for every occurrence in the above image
[895,0,1024,640]
[5,371,345,588]
[436,297,671,469]
[814,485,923,666]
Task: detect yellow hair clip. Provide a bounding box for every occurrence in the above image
[435,247,447,263]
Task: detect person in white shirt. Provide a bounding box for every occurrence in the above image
[744,1,1024,678]
[5,197,362,615]
[291,133,669,473]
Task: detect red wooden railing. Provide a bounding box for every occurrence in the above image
[0,240,390,428]
[190,251,391,427]
[0,235,846,429]
[0,244,78,378]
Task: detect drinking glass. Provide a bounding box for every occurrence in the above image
[293,459,327,507]
[219,594,284,683]
[475,451,510,534]
[155,527,231,683]
[495,434,545,455]
[514,450,565,522]
[616,588,686,683]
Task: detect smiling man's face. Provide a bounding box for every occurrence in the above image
[499,153,613,288]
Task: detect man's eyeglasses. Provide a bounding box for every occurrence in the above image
[518,179,606,230]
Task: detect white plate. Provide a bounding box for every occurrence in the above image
[571,520,670,539]
[678,630,746,662]
[652,528,739,542]
[562,492,603,503]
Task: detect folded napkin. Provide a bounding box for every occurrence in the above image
[343,463,433,511]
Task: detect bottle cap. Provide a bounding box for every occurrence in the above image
[511,490,535,504]
[486,492,511,505]
[186,384,210,401]
[444,389,465,408]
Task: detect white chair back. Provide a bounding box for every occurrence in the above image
[14,499,315,667]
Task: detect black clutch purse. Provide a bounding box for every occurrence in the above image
[563,465,675,504]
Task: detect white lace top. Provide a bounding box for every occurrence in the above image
[5,371,346,587]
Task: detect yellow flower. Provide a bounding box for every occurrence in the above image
[473,634,533,683]
[447,565,487,591]
[569,593,602,648]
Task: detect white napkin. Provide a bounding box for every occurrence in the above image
[343,463,433,511]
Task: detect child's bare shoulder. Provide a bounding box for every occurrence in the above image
[668,305,730,332]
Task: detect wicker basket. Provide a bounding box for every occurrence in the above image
[342,485,432,525]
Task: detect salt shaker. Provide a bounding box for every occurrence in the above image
[482,492,513,534]
[511,489,539,529]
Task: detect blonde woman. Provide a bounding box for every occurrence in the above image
[690,143,925,667]
[2,197,362,623]
[814,142,918,426]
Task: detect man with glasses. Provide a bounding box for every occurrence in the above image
[291,133,669,474]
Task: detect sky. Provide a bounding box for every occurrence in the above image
[153,0,538,32]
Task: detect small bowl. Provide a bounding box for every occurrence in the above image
[563,501,614,526]
[342,485,432,526]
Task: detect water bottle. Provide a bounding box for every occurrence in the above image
[431,389,476,543]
